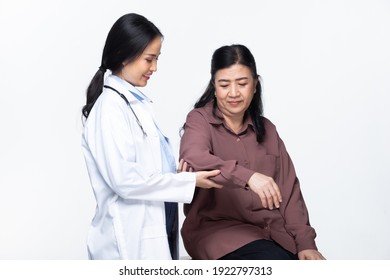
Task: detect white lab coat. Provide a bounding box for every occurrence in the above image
[81,75,196,259]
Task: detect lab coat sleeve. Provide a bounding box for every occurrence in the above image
[84,94,195,203]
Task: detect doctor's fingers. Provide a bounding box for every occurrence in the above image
[198,179,223,189]
[184,162,195,173]
[195,170,223,189]
[177,159,185,172]
[177,159,193,173]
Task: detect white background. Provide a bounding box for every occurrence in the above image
[0,0,389,260]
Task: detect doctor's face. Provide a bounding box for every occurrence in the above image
[214,64,257,121]
[119,36,162,87]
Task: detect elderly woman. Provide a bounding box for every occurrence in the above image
[179,44,325,260]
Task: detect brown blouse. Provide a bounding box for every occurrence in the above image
[179,101,318,260]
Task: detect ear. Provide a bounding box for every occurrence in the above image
[254,77,259,93]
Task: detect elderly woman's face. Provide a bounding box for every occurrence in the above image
[214,64,257,121]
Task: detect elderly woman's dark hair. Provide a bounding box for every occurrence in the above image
[82,13,163,119]
[191,44,265,142]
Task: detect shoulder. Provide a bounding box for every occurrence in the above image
[186,102,222,125]
[86,87,129,128]
[262,116,277,132]
[185,108,208,126]
[95,88,124,112]
[261,117,281,150]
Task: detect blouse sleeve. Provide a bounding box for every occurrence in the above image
[179,110,255,188]
[276,133,318,252]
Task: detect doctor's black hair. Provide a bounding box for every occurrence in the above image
[182,44,266,143]
[82,13,163,119]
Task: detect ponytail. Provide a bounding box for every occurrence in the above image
[82,13,163,120]
[82,67,106,119]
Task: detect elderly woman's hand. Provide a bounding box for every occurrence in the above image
[298,249,326,260]
[247,172,282,209]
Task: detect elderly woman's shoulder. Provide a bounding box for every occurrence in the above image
[261,116,277,131]
[188,102,215,118]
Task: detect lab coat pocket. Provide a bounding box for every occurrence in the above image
[252,154,279,211]
[140,225,171,260]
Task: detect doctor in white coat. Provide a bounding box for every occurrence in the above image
[81,13,222,260]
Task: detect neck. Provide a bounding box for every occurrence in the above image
[223,115,244,134]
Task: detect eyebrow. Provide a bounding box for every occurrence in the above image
[144,53,160,57]
[217,77,249,83]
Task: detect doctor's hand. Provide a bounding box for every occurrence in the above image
[177,159,193,173]
[247,172,282,210]
[177,159,222,189]
[195,170,223,189]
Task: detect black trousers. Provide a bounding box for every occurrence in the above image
[165,202,179,260]
[218,239,298,260]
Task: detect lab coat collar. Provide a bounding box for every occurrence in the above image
[105,75,153,104]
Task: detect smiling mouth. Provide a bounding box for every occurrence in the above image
[228,101,242,105]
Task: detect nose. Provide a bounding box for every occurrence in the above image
[150,60,158,72]
[228,84,239,97]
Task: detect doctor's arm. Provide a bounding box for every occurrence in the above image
[86,99,196,203]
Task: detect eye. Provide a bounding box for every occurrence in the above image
[145,56,158,63]
[219,84,229,88]
[238,83,248,87]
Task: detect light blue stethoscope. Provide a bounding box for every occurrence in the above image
[104,85,148,137]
